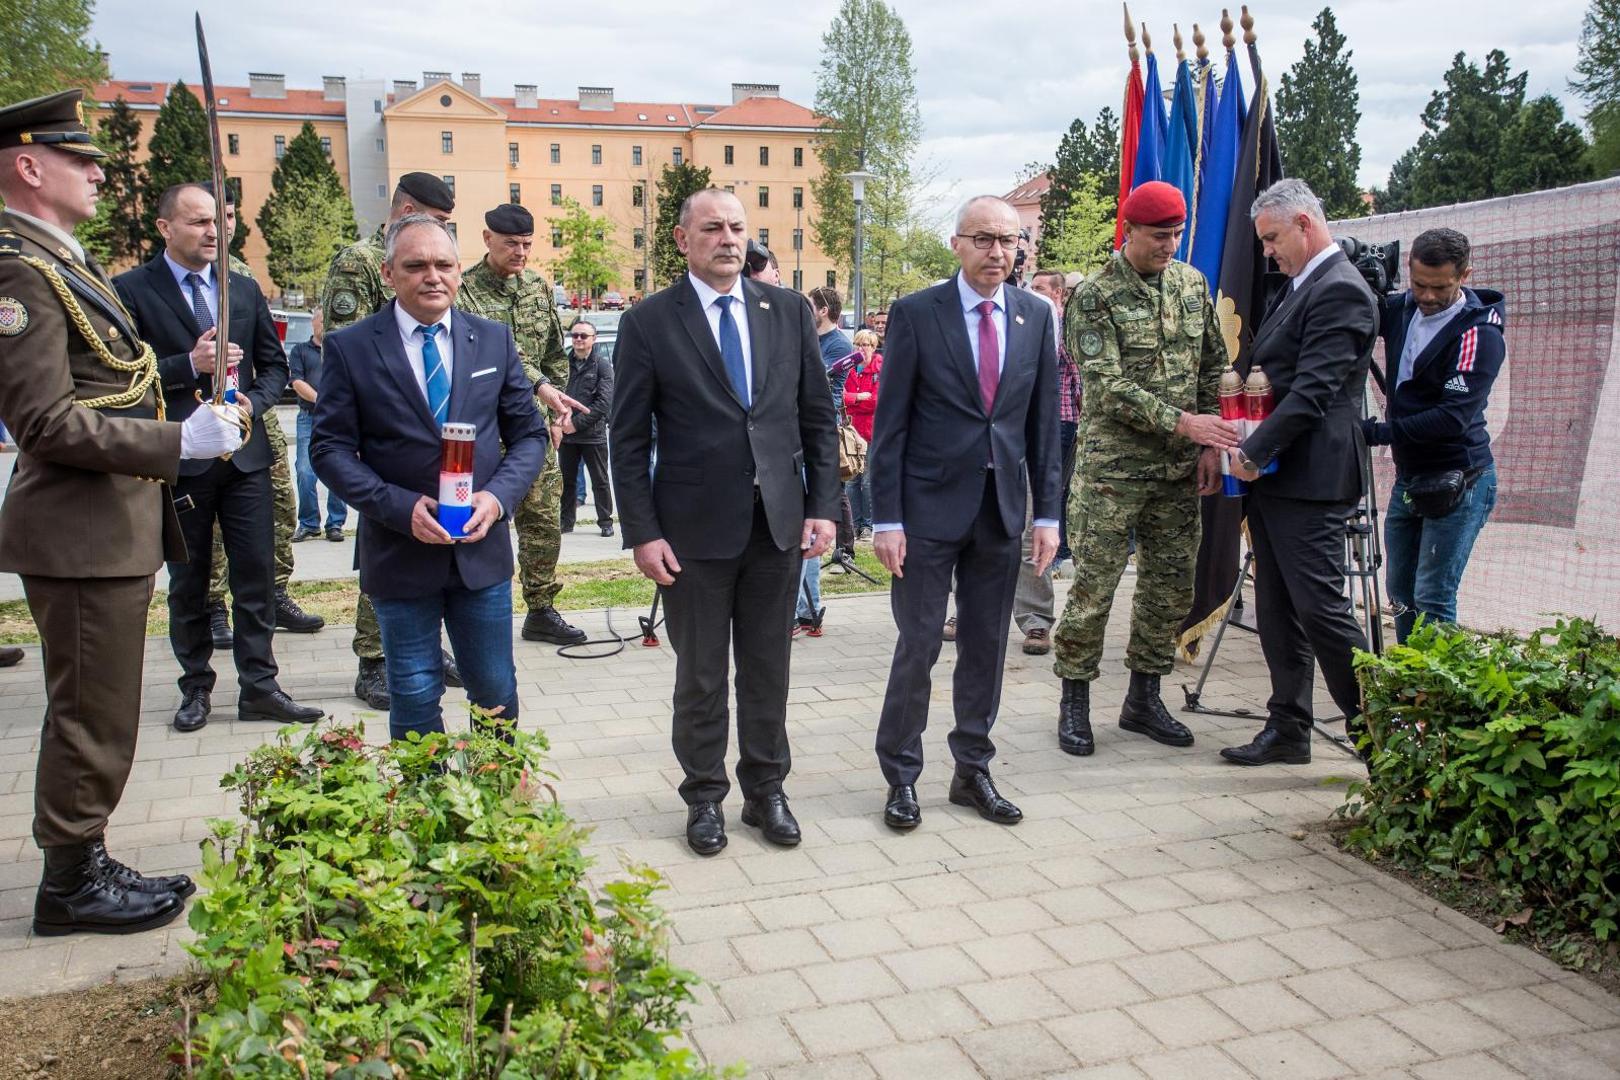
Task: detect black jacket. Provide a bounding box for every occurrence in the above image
[114,254,288,476]
[1241,249,1378,503]
[561,343,613,445]
[1365,287,1505,476]
[610,274,840,560]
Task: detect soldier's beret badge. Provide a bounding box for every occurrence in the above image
[0,296,27,336]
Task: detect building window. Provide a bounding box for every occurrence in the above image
[551,183,562,206]
[374,99,383,114]
[792,269,803,290]
[375,137,385,153]
[632,145,642,166]
[759,146,769,166]
[274,134,286,159]
[794,146,804,167]
[227,133,239,155]
[508,142,519,166]
[509,183,521,204]
[315,136,328,155]
[376,183,387,198]
[672,147,682,165]
[592,185,603,207]
[724,184,735,193]
[443,175,455,196]
[758,186,769,208]
[793,186,803,209]
[792,228,803,251]
[550,143,561,164]
[724,144,734,165]
[551,227,563,248]
[441,131,453,153]
[758,228,769,248]
[633,228,644,250]
[632,184,644,207]
[634,269,645,291]
[591,144,602,165]
[826,270,836,288]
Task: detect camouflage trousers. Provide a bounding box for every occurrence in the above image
[208,409,295,602]
[1052,474,1199,681]
[353,592,382,662]
[517,453,563,610]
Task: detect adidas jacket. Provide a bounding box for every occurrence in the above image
[1364,287,1506,476]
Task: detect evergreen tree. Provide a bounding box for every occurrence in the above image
[1494,94,1594,193]
[139,82,214,251]
[650,160,712,287]
[1275,9,1363,218]
[1038,107,1119,265]
[1038,175,1115,275]
[1571,0,1620,175]
[257,123,355,297]
[74,96,143,266]
[1385,50,1527,209]
[551,198,621,303]
[809,0,922,288]
[0,0,107,104]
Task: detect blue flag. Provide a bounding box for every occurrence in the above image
[1165,58,1199,260]
[1132,51,1168,185]
[1188,49,1246,297]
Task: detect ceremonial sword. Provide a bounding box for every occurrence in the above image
[195,14,250,448]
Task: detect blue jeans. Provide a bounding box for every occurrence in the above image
[1385,464,1496,643]
[796,555,821,620]
[295,410,347,531]
[846,473,872,531]
[370,575,519,740]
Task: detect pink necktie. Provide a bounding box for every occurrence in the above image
[976,299,1000,412]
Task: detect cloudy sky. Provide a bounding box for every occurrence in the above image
[94,0,1594,220]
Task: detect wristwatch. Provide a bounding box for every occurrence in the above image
[1237,449,1258,472]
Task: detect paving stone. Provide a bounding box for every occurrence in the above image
[797,958,903,1006]
[1221,1029,1352,1079]
[1205,980,1327,1034]
[1039,961,1155,1012]
[1453,986,1591,1040]
[961,931,1065,977]
[1115,950,1229,997]
[879,944,986,992]
[888,904,983,948]
[809,917,899,961]
[1382,1000,1517,1056]
[1408,1052,1528,1080]
[960,1020,1079,1078]
[1283,967,1404,1019]
[1428,945,1545,991]
[692,1016,805,1070]
[747,893,840,931]
[864,1038,985,1080]
[1355,955,1477,1003]
[1125,993,1247,1048]
[1131,1045,1253,1080]
[959,974,1070,1025]
[1304,1015,1437,1069]
[1263,925,1376,971]
[870,988,984,1041]
[769,1054,878,1080]
[732,928,832,973]
[1044,1008,1163,1066]
[1191,939,1305,984]
[715,970,819,1020]
[783,1002,894,1057]
[1109,909,1216,953]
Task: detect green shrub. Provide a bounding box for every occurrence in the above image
[1345,618,1620,942]
[181,721,731,1078]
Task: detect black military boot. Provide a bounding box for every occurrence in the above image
[87,837,195,899]
[33,843,186,936]
[522,606,587,645]
[208,600,232,649]
[274,588,325,633]
[1118,671,1195,746]
[1058,678,1095,756]
[354,657,391,710]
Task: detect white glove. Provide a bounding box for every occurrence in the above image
[180,404,245,460]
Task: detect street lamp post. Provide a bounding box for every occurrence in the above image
[842,151,877,330]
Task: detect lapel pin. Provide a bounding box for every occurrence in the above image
[760,300,771,310]
[1014,314,1025,325]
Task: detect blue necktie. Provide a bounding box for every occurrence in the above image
[715,295,750,409]
[185,271,213,331]
[418,323,450,427]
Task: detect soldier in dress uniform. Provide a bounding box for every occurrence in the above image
[1050,181,1238,757]
[456,203,585,646]
[0,89,243,934]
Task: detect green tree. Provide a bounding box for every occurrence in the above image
[1275,8,1363,218]
[0,0,107,105]
[139,81,213,252]
[1571,0,1620,175]
[809,0,922,290]
[650,160,712,287]
[1038,107,1118,264]
[1383,50,1527,209]
[1494,94,1594,193]
[74,95,143,266]
[256,122,355,295]
[552,198,621,303]
[1037,175,1115,276]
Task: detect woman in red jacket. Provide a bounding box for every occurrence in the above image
[843,329,881,537]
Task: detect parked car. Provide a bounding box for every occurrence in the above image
[600,291,625,311]
[561,309,622,356]
[271,309,315,405]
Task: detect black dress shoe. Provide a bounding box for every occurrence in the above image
[0,645,23,668]
[599,523,614,537]
[326,526,345,542]
[948,769,1023,825]
[33,844,186,936]
[208,600,232,649]
[87,838,195,899]
[522,606,588,645]
[275,589,326,633]
[1220,724,1313,766]
[741,793,801,846]
[1059,678,1095,756]
[173,688,210,733]
[685,802,727,856]
[355,658,390,710]
[290,526,318,543]
[1118,671,1194,747]
[239,688,324,724]
[443,649,464,688]
[883,784,921,830]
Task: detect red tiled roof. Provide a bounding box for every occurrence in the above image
[94,80,344,117]
[488,97,695,128]
[695,97,821,129]
[1004,173,1052,205]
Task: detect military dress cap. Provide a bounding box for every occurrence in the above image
[396,171,455,212]
[484,203,534,235]
[0,89,105,158]
[1121,180,1186,228]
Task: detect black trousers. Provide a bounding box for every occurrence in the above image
[662,497,799,804]
[875,474,1021,785]
[168,461,278,695]
[1247,487,1368,734]
[559,441,613,529]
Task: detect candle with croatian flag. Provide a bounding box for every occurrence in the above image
[437,422,476,538]
[1218,367,1247,496]
[1244,368,1279,475]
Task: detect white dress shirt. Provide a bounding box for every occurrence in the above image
[1396,292,1466,387]
[393,302,456,404]
[1291,243,1339,291]
[688,271,754,401]
[164,251,217,325]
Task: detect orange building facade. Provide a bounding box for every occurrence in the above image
[93,73,837,299]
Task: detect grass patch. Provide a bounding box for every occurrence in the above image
[0,550,892,644]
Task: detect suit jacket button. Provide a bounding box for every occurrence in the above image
[747,422,755,431]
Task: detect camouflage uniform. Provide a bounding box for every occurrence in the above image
[1052,253,1227,681]
[208,255,296,601]
[455,258,567,611]
[319,226,390,661]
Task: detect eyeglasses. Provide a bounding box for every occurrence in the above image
[955,233,1020,251]
[569,332,594,339]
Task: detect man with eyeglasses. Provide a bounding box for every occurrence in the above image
[868,195,1062,831]
[557,318,614,537]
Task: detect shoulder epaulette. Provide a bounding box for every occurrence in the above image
[0,232,21,256]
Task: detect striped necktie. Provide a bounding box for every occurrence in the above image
[418,323,450,426]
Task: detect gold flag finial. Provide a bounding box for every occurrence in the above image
[1123,4,1140,63]
[1173,24,1186,63]
[1193,22,1208,62]
[1220,9,1235,50]
[1241,5,1256,46]
[1142,23,1153,54]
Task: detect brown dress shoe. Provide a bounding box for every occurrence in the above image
[1021,627,1051,655]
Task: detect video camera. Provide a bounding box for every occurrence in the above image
[1337,237,1401,296]
[1011,227,1032,286]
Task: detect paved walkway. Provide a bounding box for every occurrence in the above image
[1,581,1616,1079]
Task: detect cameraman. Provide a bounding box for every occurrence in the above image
[1364,228,1504,643]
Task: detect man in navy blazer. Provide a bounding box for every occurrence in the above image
[868,195,1062,830]
[313,214,546,740]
